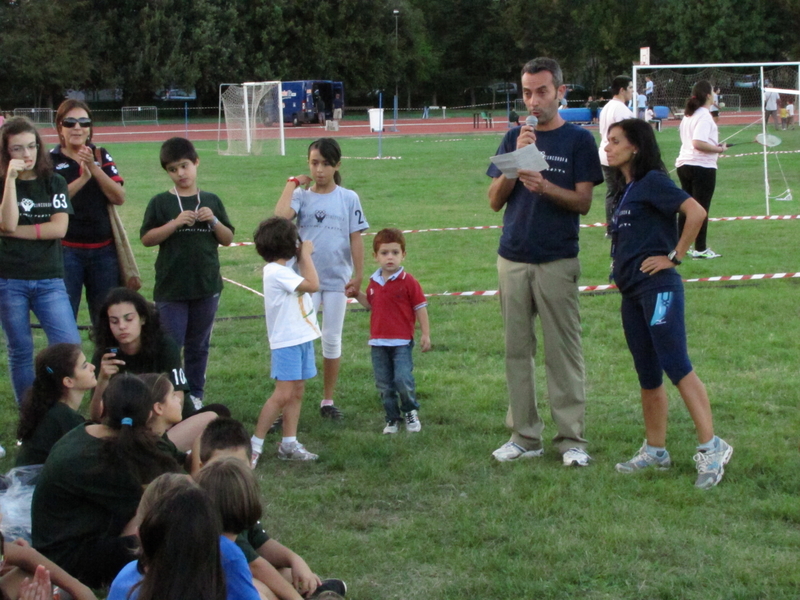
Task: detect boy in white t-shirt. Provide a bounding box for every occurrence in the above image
[250,217,321,467]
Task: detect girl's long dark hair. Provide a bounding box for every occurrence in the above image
[308,137,342,185]
[136,486,226,600]
[0,116,53,180]
[609,119,667,184]
[93,288,163,364]
[17,344,82,441]
[100,373,180,485]
[684,80,713,117]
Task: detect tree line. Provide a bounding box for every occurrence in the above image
[1,0,798,108]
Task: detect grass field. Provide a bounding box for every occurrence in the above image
[1,125,799,599]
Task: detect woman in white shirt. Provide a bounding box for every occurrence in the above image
[675,80,727,259]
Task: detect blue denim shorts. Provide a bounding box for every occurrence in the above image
[270,340,317,381]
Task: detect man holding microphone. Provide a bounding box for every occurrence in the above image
[487,57,602,467]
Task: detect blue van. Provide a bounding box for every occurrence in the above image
[281,80,344,126]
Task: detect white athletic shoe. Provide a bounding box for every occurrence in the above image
[492,441,544,462]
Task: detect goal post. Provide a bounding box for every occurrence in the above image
[121,106,159,126]
[218,82,285,156]
[633,62,800,215]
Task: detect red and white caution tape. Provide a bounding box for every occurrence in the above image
[224,273,800,302]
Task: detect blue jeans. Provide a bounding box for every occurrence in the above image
[0,278,81,404]
[62,243,120,327]
[157,294,220,401]
[371,342,419,423]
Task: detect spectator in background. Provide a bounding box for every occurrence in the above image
[645,76,654,102]
[587,96,599,124]
[637,90,647,119]
[332,93,343,121]
[764,83,780,131]
[598,76,634,237]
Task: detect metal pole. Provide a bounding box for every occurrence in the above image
[390,9,400,132]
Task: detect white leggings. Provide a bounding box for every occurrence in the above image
[311,290,347,359]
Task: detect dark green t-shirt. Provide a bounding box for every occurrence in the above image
[0,174,72,280]
[31,424,143,572]
[234,522,271,563]
[16,402,86,467]
[91,335,189,393]
[140,190,234,302]
[157,433,188,467]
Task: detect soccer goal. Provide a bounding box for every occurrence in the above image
[218,82,285,156]
[121,106,159,126]
[634,62,800,215]
[13,108,55,127]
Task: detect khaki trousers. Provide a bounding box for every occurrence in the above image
[497,255,588,453]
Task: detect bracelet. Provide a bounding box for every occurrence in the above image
[288,177,301,188]
[35,223,41,239]
[210,216,219,228]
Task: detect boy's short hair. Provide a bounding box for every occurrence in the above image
[199,417,252,464]
[195,457,262,535]
[160,137,199,169]
[372,227,406,253]
[611,76,632,96]
[254,216,298,263]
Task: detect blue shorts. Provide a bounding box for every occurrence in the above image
[621,288,693,389]
[270,341,317,381]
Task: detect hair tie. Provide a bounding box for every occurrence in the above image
[45,366,54,374]
[121,417,133,426]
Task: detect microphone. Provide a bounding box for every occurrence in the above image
[525,115,538,128]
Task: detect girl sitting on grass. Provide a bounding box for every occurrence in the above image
[16,343,95,467]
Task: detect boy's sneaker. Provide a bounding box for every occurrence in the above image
[562,447,591,467]
[382,420,400,434]
[267,414,283,435]
[404,410,421,432]
[250,451,261,470]
[694,438,733,490]
[492,441,544,462]
[278,441,318,461]
[310,579,347,598]
[615,441,671,473]
[320,404,343,420]
[695,248,721,259]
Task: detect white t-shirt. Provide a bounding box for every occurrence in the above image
[290,185,368,291]
[598,98,634,166]
[787,103,795,117]
[262,262,321,350]
[676,107,720,170]
[765,91,779,111]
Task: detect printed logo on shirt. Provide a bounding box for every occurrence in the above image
[314,210,326,223]
[54,162,70,170]
[19,198,35,213]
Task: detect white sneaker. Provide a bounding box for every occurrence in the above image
[695,248,721,259]
[250,451,261,470]
[694,437,733,489]
[562,447,591,467]
[278,441,318,461]
[492,441,544,462]
[404,410,421,432]
[383,421,399,434]
[190,395,204,411]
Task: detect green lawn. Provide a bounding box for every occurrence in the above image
[1,126,799,599]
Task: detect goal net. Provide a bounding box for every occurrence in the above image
[634,62,800,215]
[218,82,284,156]
[13,108,54,127]
[121,106,159,126]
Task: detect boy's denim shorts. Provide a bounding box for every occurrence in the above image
[271,340,317,381]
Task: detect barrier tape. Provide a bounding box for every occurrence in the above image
[223,215,800,247]
[224,272,800,302]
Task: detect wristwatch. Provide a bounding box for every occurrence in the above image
[667,250,681,265]
[287,177,301,187]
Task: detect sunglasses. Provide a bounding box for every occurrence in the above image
[61,117,92,129]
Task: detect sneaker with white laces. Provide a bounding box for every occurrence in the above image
[492,441,544,462]
[278,441,318,461]
[382,420,400,434]
[404,410,421,432]
[615,441,671,473]
[694,437,733,489]
[562,447,591,467]
[250,451,261,470]
[695,248,721,259]
[320,404,344,420]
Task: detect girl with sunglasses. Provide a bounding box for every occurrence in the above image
[51,99,125,326]
[0,117,80,415]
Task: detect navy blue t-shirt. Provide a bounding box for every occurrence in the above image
[487,123,602,264]
[611,169,690,296]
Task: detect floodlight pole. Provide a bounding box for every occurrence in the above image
[389,9,400,133]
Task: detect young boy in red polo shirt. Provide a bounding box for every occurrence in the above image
[349,228,431,434]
